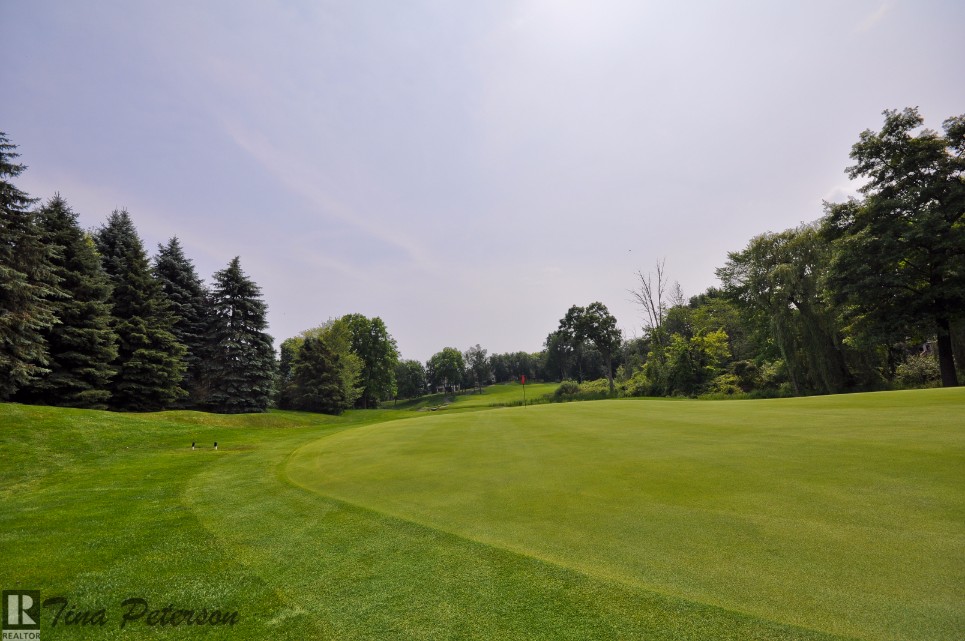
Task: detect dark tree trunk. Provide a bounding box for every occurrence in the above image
[936,317,959,387]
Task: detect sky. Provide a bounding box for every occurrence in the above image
[2,0,963,362]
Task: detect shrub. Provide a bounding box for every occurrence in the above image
[550,379,614,403]
[894,353,941,389]
[758,359,788,393]
[707,373,743,396]
[578,379,610,395]
[553,380,581,399]
[728,360,760,391]
[622,370,652,397]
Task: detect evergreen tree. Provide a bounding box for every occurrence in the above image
[154,237,212,407]
[23,195,117,407]
[207,257,275,413]
[277,319,362,413]
[288,336,350,414]
[94,210,186,410]
[0,132,58,399]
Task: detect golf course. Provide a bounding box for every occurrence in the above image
[1,386,962,640]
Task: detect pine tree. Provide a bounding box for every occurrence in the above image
[207,257,275,413]
[0,132,59,399]
[289,336,350,414]
[22,195,117,407]
[154,237,212,407]
[94,210,186,410]
[278,319,362,413]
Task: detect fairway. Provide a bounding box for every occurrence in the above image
[1,389,963,640]
[287,390,965,641]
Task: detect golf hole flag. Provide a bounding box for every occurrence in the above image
[521,375,526,385]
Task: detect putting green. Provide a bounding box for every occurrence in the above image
[286,389,965,641]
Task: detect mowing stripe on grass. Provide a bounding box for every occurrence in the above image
[286,389,965,641]
[189,426,852,641]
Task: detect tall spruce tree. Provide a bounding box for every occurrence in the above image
[288,335,350,414]
[0,132,59,399]
[154,237,212,407]
[207,257,274,413]
[22,195,117,407]
[94,210,186,410]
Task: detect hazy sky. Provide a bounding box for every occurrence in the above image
[2,1,963,362]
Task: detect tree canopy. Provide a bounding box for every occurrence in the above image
[2,109,960,411]
[557,303,622,393]
[279,319,363,414]
[341,313,399,408]
[427,347,464,392]
[822,108,964,387]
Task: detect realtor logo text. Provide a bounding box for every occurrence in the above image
[2,591,238,636]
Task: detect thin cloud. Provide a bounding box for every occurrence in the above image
[856,1,893,32]
[221,117,435,271]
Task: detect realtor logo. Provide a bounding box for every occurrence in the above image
[2,591,40,640]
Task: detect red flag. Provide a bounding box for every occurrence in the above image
[521,375,526,385]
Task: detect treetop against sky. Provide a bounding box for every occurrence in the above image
[2,0,963,361]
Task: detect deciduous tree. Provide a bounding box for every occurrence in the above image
[427,347,464,392]
[581,302,622,394]
[464,344,490,393]
[823,108,964,386]
[394,359,427,399]
[717,225,850,395]
[557,303,622,392]
[341,313,398,408]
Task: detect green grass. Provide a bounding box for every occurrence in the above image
[384,382,559,411]
[1,389,963,639]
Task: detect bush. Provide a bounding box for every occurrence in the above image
[894,353,941,389]
[728,360,760,391]
[622,370,652,397]
[553,380,581,399]
[758,359,788,393]
[578,379,610,395]
[550,379,614,403]
[707,373,743,396]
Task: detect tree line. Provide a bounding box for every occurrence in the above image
[0,133,277,412]
[0,132,412,415]
[2,108,960,413]
[392,108,963,399]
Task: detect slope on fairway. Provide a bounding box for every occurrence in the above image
[387,382,558,411]
[287,389,965,641]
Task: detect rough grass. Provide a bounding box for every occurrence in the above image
[1,389,962,640]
